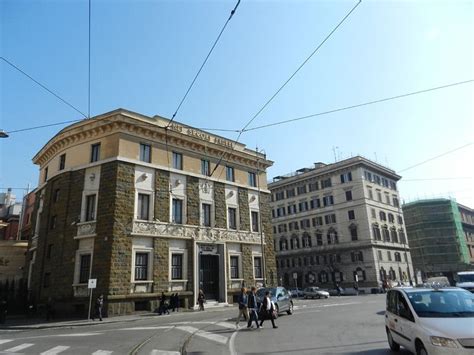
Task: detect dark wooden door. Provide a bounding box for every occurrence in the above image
[201,255,219,300]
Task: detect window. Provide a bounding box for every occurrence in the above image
[324,214,336,224]
[230,256,239,279]
[373,224,382,241]
[379,211,387,221]
[388,213,394,223]
[299,201,308,212]
[44,167,48,182]
[397,215,403,225]
[323,195,334,206]
[348,210,355,220]
[291,237,300,249]
[368,188,373,200]
[350,225,358,241]
[172,199,183,224]
[85,194,96,221]
[364,171,373,182]
[90,143,100,163]
[327,229,338,244]
[387,251,392,261]
[309,181,319,191]
[275,191,285,201]
[286,188,295,198]
[394,252,402,262]
[254,256,262,279]
[377,191,382,202]
[297,185,307,195]
[171,254,183,280]
[385,194,390,204]
[319,271,328,283]
[399,229,406,244]
[139,143,151,163]
[50,215,57,230]
[47,244,53,258]
[43,272,51,288]
[340,172,352,183]
[383,227,390,242]
[135,253,148,281]
[321,178,332,189]
[312,216,323,226]
[201,159,211,176]
[79,254,91,283]
[391,229,398,243]
[351,251,363,262]
[248,172,257,187]
[172,152,183,170]
[226,166,235,182]
[310,197,321,209]
[251,211,259,232]
[371,208,376,218]
[280,239,288,251]
[345,190,353,201]
[393,196,400,207]
[302,234,311,247]
[137,193,150,220]
[202,203,211,227]
[59,154,66,170]
[228,207,237,230]
[378,250,383,260]
[54,189,60,202]
[316,233,323,246]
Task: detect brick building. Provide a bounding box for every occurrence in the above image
[269,157,414,292]
[26,109,275,316]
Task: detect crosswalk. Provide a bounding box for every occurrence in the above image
[0,321,238,354]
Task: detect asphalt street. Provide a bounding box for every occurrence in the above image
[0,295,411,355]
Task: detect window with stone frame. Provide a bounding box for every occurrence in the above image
[201,159,211,176]
[59,154,66,170]
[228,207,237,230]
[202,203,211,227]
[379,211,387,221]
[382,226,390,242]
[368,188,373,200]
[321,178,332,189]
[226,166,235,182]
[253,256,263,279]
[351,251,363,262]
[286,188,295,198]
[309,181,319,192]
[327,228,338,244]
[300,219,310,229]
[297,185,307,195]
[345,190,353,201]
[251,211,259,232]
[394,252,402,262]
[390,228,398,243]
[43,272,51,288]
[310,197,321,209]
[280,238,288,251]
[90,143,100,163]
[399,229,406,244]
[316,232,323,246]
[387,251,392,261]
[79,254,91,284]
[299,201,308,212]
[50,215,57,230]
[171,253,183,280]
[354,267,366,281]
[319,271,328,283]
[248,172,257,187]
[393,196,400,207]
[290,236,300,249]
[312,216,323,227]
[172,198,183,224]
[85,194,96,221]
[323,195,334,206]
[172,152,183,170]
[137,193,150,220]
[340,172,352,183]
[302,233,311,247]
[348,210,355,220]
[230,255,240,279]
[139,143,151,163]
[54,189,60,203]
[135,253,149,281]
[378,250,383,261]
[388,213,395,223]
[372,224,382,241]
[397,215,404,225]
[350,225,358,241]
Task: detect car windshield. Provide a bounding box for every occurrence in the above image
[256,288,277,298]
[459,274,474,283]
[407,290,474,318]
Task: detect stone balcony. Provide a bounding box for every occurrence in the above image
[75,221,97,238]
[132,220,265,244]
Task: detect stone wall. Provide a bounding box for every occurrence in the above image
[155,169,170,222]
[261,192,277,286]
[153,237,169,290]
[241,244,255,287]
[186,176,200,226]
[238,188,250,231]
[214,182,226,229]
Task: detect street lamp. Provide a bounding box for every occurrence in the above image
[0,130,9,138]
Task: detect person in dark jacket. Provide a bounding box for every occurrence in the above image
[159,292,169,315]
[92,295,103,321]
[259,291,277,329]
[246,287,260,329]
[197,289,205,311]
[235,287,249,328]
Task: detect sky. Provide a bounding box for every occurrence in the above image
[1,0,473,206]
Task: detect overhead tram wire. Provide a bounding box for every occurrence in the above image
[209,0,363,178]
[242,79,474,132]
[1,57,88,119]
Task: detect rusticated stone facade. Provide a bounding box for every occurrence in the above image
[155,169,170,222]
[186,176,200,226]
[238,188,250,231]
[214,182,226,229]
[261,192,277,286]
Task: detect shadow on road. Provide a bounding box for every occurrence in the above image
[376,310,385,315]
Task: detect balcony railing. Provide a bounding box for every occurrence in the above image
[76,221,97,238]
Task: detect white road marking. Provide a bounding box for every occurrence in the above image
[3,343,35,352]
[229,329,239,355]
[91,351,113,355]
[118,326,173,331]
[150,350,180,355]
[0,340,13,345]
[56,333,103,337]
[176,326,228,345]
[40,345,70,355]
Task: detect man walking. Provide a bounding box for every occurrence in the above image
[247,287,260,329]
[235,287,249,329]
[259,290,277,329]
[92,294,103,321]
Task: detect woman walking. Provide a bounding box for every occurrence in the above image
[197,289,205,311]
[259,291,277,329]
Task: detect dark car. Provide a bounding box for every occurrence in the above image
[289,287,304,298]
[256,287,293,318]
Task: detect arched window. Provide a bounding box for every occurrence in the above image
[327,228,338,244]
[380,267,387,281]
[319,271,328,283]
[394,252,401,262]
[354,267,366,281]
[349,224,358,241]
[372,224,382,241]
[279,238,288,251]
[291,236,300,249]
[382,226,390,242]
[306,272,316,284]
[389,267,396,280]
[390,228,398,243]
[302,232,312,247]
[399,229,406,244]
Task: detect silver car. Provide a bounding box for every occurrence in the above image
[256,287,293,318]
[385,287,474,354]
[303,287,330,299]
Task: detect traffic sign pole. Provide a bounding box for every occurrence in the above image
[87,279,97,321]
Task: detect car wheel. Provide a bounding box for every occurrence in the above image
[286,302,293,315]
[386,328,400,352]
[416,341,427,355]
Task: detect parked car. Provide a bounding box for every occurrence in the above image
[256,287,293,318]
[303,287,330,299]
[289,287,304,298]
[385,287,474,354]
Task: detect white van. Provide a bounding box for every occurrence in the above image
[456,271,474,293]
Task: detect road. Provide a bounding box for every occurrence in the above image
[0,294,411,355]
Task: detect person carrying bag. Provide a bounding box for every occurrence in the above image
[259,290,278,329]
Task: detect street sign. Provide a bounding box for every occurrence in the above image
[88,278,97,289]
[293,272,298,280]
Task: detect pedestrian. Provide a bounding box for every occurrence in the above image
[353,281,359,296]
[170,293,176,312]
[259,291,278,329]
[46,297,54,321]
[197,289,205,311]
[174,293,180,312]
[246,286,260,329]
[235,287,249,329]
[159,292,169,315]
[92,294,104,321]
[335,283,341,297]
[0,298,7,324]
[382,279,388,293]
